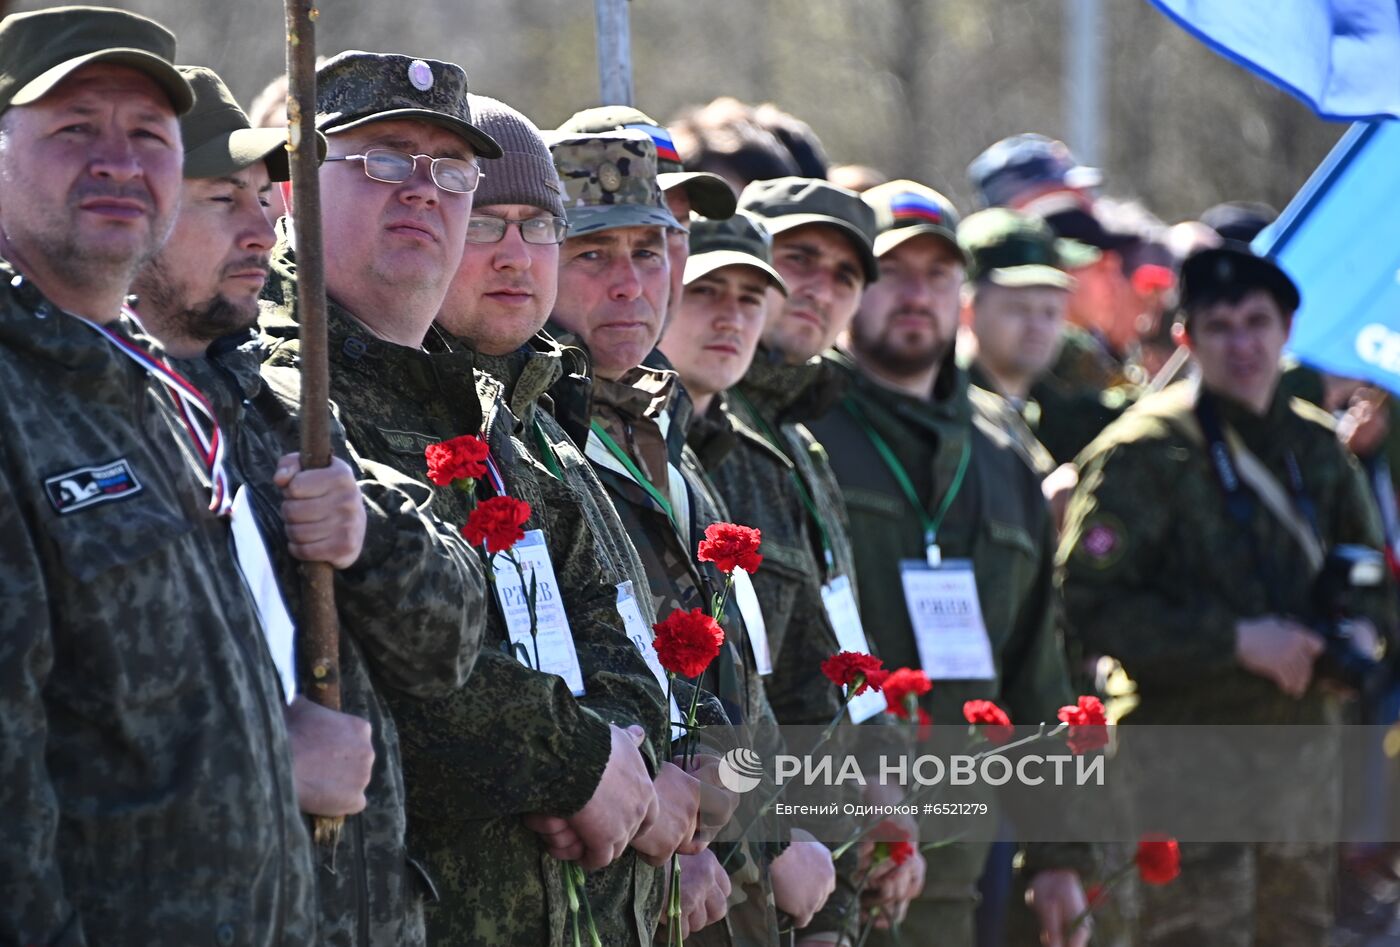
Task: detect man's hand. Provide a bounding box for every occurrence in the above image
[681,754,741,850]
[630,761,702,866]
[565,725,658,871]
[1235,616,1325,697]
[284,695,375,817]
[274,452,367,570]
[1338,388,1389,459]
[1042,463,1080,534]
[861,850,926,929]
[1026,868,1089,947]
[656,849,731,938]
[770,829,836,930]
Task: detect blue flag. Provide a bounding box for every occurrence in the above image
[1147,0,1400,120]
[1252,120,1400,394]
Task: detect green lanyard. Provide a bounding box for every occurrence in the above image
[532,417,564,479]
[589,419,680,531]
[843,397,971,567]
[730,389,836,572]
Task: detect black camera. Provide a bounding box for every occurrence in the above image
[1311,545,1389,696]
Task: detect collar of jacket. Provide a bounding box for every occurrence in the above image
[590,359,696,468]
[833,345,972,437]
[736,343,850,424]
[685,393,743,470]
[471,340,565,430]
[205,329,265,400]
[0,257,138,375]
[1196,376,1296,461]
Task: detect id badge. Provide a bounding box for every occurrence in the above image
[616,581,686,741]
[821,574,887,723]
[898,558,996,681]
[731,569,773,676]
[491,529,586,696]
[229,485,298,703]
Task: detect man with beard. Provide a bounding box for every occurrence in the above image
[0,8,316,942]
[806,180,1090,947]
[132,66,485,947]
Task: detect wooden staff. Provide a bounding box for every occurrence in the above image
[594,0,634,105]
[284,0,342,846]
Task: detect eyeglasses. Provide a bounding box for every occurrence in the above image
[467,215,569,245]
[324,148,482,194]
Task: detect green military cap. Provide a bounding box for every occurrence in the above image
[958,208,1076,289]
[316,50,502,159]
[179,66,325,182]
[546,130,680,236]
[0,5,193,116]
[861,179,971,266]
[684,210,789,296]
[557,105,737,220]
[738,176,880,284]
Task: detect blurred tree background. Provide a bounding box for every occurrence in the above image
[11,0,1346,222]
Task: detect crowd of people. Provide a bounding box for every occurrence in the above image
[3,5,1398,946]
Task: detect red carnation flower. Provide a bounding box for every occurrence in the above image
[462,496,531,554]
[882,668,933,719]
[821,651,886,696]
[1085,883,1106,907]
[871,820,915,866]
[1135,834,1181,886]
[425,434,489,487]
[1057,695,1110,755]
[963,700,1013,744]
[697,522,764,574]
[652,608,725,679]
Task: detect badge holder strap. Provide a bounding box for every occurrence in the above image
[532,416,565,480]
[589,420,679,530]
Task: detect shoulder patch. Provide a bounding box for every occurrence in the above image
[44,458,143,514]
[1076,513,1126,569]
[377,427,439,458]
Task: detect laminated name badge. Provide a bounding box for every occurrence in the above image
[616,581,686,742]
[229,485,298,703]
[731,568,773,676]
[899,559,996,681]
[491,529,586,696]
[821,574,887,723]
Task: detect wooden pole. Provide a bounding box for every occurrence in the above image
[284,0,342,846]
[594,0,634,106]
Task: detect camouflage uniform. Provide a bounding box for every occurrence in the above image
[178,332,485,947]
[259,243,668,946]
[0,266,316,945]
[807,350,1088,947]
[1058,381,1398,946]
[1026,326,1134,464]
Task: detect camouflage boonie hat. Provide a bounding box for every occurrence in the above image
[862,179,970,265]
[179,66,325,181]
[958,208,1074,289]
[684,210,788,296]
[739,176,880,284]
[546,130,680,236]
[316,50,502,158]
[557,105,737,220]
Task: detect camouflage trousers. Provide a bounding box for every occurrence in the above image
[1138,842,1334,947]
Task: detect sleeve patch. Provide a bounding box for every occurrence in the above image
[1077,515,1126,569]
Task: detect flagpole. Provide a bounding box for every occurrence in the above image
[284,0,343,846]
[594,0,634,106]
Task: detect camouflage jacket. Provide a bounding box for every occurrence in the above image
[1023,327,1134,465]
[1058,381,1398,725]
[258,244,668,946]
[0,263,315,946]
[178,332,485,947]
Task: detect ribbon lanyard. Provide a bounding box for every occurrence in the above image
[483,450,508,495]
[729,389,836,572]
[85,310,233,516]
[1195,392,1316,531]
[589,420,680,531]
[843,398,970,567]
[532,417,564,480]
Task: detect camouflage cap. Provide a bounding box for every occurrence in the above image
[862,179,970,265]
[684,210,788,296]
[958,208,1075,289]
[180,66,325,182]
[738,176,880,284]
[546,130,680,236]
[558,105,737,220]
[0,5,193,116]
[315,50,502,158]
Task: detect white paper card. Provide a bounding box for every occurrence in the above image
[229,485,298,703]
[821,575,887,723]
[615,581,686,742]
[731,569,773,676]
[899,559,997,681]
[492,529,586,696]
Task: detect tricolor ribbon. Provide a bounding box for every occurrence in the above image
[483,449,507,496]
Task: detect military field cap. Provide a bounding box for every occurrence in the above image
[738,176,880,284]
[557,105,737,220]
[862,179,970,266]
[0,6,193,116]
[546,130,680,236]
[467,94,565,218]
[316,50,502,159]
[967,133,1101,208]
[1179,241,1300,315]
[684,210,788,296]
[958,208,1075,290]
[180,66,325,182]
